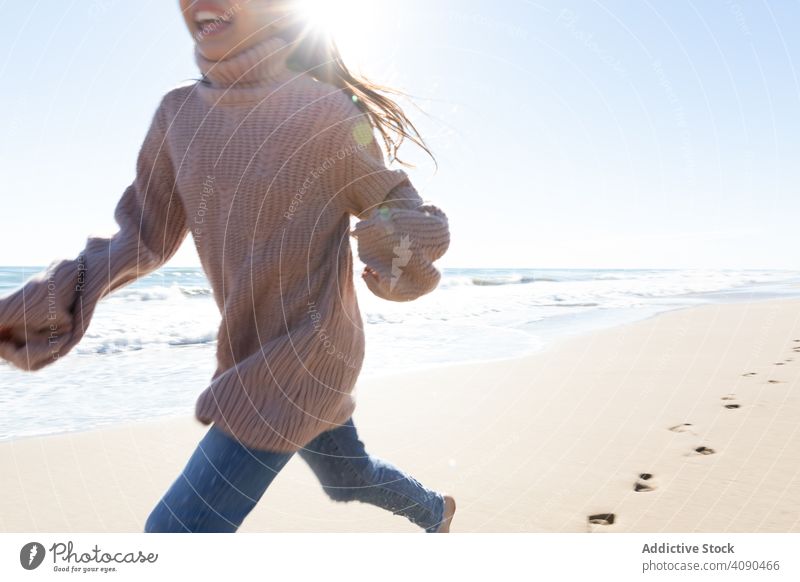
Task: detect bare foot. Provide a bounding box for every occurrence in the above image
[435,494,457,533]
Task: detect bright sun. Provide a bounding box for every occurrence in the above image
[296,0,382,63]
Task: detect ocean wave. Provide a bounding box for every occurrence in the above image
[180,286,213,297]
[110,284,213,302]
[169,332,217,346]
[437,276,476,289]
[593,275,624,281]
[77,339,145,355]
[113,286,185,302]
[538,302,601,308]
[471,275,537,286]
[365,312,405,324]
[75,330,217,354]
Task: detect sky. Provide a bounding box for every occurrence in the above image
[0,0,798,269]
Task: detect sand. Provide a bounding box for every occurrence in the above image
[1,298,799,533]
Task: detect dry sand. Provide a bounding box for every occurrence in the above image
[1,298,799,533]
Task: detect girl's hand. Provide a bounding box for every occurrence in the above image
[0,258,83,370]
[0,326,25,349]
[361,266,381,283]
[362,265,402,301]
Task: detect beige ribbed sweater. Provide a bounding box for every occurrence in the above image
[0,36,450,453]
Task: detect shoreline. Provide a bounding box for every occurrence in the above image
[1,297,799,532]
[3,293,799,446]
[3,269,800,446]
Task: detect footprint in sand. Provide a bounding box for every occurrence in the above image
[668,423,695,433]
[634,473,656,492]
[588,513,615,526]
[722,395,740,409]
[694,446,716,456]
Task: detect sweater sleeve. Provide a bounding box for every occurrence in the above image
[351,181,450,302]
[323,105,450,302]
[0,98,189,371]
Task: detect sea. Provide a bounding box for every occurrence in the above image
[2,266,800,441]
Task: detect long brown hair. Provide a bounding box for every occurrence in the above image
[281,22,435,167]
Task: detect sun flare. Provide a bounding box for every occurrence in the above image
[297,0,383,63]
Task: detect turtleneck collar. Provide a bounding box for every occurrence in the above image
[194,35,297,105]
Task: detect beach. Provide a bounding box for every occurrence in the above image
[1,297,799,533]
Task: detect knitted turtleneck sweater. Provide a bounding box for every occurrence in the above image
[0,36,450,453]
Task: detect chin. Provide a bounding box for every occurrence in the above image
[195,40,238,62]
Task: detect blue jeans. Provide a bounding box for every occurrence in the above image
[144,418,445,533]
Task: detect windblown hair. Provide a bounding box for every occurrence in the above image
[282,24,435,167]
